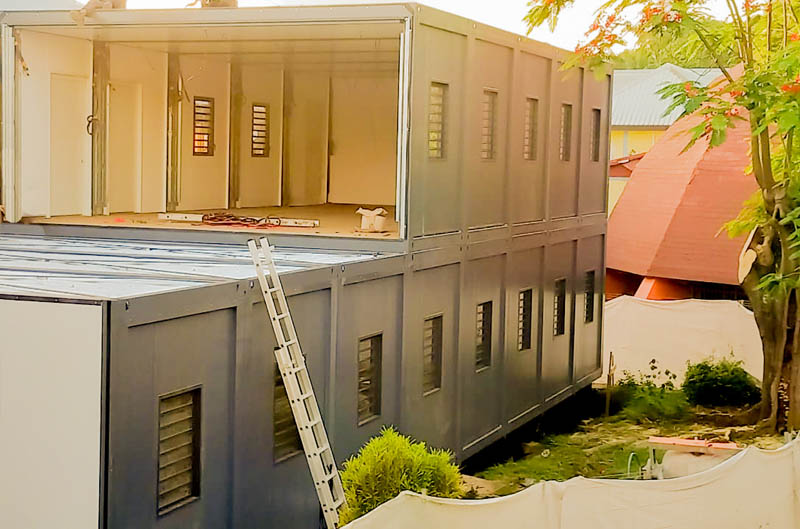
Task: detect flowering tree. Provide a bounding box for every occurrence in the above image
[526,0,800,431]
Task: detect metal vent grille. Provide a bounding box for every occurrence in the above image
[193,97,214,156]
[480,90,497,160]
[553,279,567,336]
[518,289,534,351]
[559,104,572,162]
[428,83,447,159]
[476,301,493,370]
[584,271,596,323]
[274,359,302,462]
[523,98,539,161]
[252,103,269,157]
[358,334,382,424]
[423,315,443,394]
[158,388,201,515]
[591,109,602,162]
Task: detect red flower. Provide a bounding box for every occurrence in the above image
[781,83,800,94]
[791,33,800,42]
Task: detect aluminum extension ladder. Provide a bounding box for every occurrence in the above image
[248,237,346,529]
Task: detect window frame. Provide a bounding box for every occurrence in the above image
[480,89,498,160]
[475,301,493,371]
[251,102,270,158]
[357,333,383,426]
[428,82,448,159]
[156,385,202,517]
[422,313,444,396]
[518,288,534,352]
[192,97,215,157]
[523,97,539,161]
[273,356,302,464]
[584,270,597,324]
[590,108,602,162]
[559,103,573,162]
[553,278,567,337]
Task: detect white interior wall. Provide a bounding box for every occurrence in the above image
[284,71,329,206]
[178,55,231,211]
[0,299,103,528]
[109,44,168,213]
[19,30,92,217]
[237,65,283,208]
[328,72,398,206]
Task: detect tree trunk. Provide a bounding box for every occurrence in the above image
[742,260,790,430]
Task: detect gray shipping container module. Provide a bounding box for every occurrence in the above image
[0,3,608,528]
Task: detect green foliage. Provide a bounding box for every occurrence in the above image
[615,18,738,69]
[683,358,762,407]
[338,427,462,525]
[724,192,769,238]
[616,360,688,423]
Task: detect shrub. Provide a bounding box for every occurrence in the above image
[338,427,462,525]
[614,360,688,423]
[683,358,761,407]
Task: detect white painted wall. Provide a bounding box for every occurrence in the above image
[237,65,283,207]
[179,55,231,211]
[19,30,92,217]
[328,73,398,205]
[109,44,168,213]
[0,299,103,529]
[284,71,329,206]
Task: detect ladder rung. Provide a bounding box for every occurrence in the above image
[274,313,289,321]
[284,339,297,346]
[266,287,280,293]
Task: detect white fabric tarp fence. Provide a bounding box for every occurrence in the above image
[603,296,763,383]
[344,440,800,529]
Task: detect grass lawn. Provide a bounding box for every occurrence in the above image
[469,389,784,497]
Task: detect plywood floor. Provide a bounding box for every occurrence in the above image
[24,204,400,239]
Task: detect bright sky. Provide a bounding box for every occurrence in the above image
[115,0,734,49]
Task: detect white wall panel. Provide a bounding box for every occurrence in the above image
[19,30,92,217]
[0,299,103,529]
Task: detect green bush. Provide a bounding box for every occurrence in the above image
[338,427,462,525]
[683,358,761,407]
[614,360,688,423]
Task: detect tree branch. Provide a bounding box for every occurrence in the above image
[693,27,735,82]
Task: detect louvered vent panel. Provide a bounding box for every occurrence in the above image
[158,389,200,515]
[428,83,447,158]
[273,362,302,462]
[423,315,443,394]
[476,301,493,369]
[518,289,533,351]
[358,334,382,424]
[481,91,497,160]
[252,104,269,157]
[193,97,214,156]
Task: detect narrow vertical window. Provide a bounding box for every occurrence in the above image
[423,315,443,394]
[358,334,382,424]
[518,289,534,351]
[523,98,539,161]
[481,90,498,160]
[553,279,567,336]
[158,387,201,515]
[591,108,602,162]
[252,103,269,157]
[476,301,493,369]
[192,97,214,156]
[273,360,302,462]
[559,103,572,162]
[584,271,596,323]
[429,82,447,158]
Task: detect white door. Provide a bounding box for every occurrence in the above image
[107,81,143,213]
[49,74,92,216]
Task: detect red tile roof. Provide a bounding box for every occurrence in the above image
[609,152,646,178]
[607,111,757,285]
